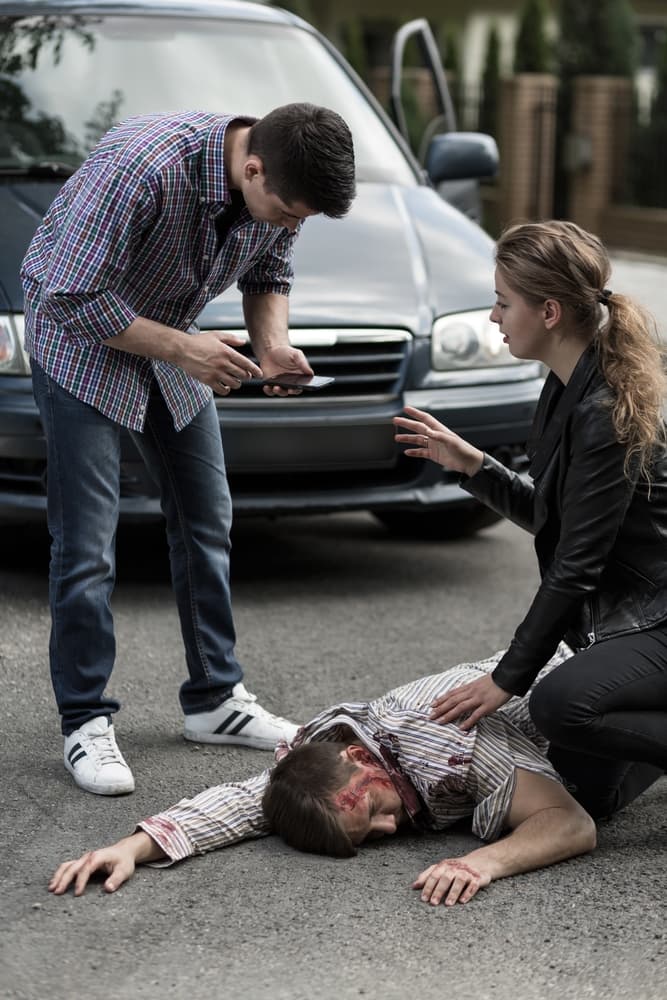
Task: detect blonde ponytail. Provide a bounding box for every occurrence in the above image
[594,293,667,479]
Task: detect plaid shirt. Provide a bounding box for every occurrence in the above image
[21,112,300,431]
[139,645,572,864]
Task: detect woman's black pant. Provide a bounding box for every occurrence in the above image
[529,624,667,819]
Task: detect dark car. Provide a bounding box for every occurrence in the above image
[0,0,543,538]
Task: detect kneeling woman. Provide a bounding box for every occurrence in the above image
[394,219,667,818]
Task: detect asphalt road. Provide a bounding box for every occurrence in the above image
[1,251,666,1000]
[1,510,665,1000]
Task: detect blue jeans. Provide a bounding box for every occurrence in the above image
[32,362,242,735]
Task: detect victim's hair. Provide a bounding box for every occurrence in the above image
[261,741,359,857]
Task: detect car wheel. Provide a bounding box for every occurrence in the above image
[373,504,502,540]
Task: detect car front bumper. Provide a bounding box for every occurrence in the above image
[0,374,542,523]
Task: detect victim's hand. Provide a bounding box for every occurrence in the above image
[49,845,136,896]
[48,832,161,897]
[430,674,511,731]
[413,856,492,906]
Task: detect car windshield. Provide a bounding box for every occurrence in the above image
[0,12,416,185]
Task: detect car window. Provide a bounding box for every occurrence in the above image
[0,13,417,185]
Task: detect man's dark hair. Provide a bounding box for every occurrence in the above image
[248,103,355,218]
[261,741,359,857]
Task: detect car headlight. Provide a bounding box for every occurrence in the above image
[431,309,518,370]
[0,314,30,375]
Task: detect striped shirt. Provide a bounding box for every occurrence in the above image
[20,112,300,431]
[139,644,572,863]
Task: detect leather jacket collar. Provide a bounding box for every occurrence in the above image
[528,346,599,480]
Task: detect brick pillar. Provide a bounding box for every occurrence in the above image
[567,76,634,232]
[498,74,558,226]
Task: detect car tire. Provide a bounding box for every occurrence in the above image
[373,504,502,540]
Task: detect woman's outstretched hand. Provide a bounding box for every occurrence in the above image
[430,674,512,731]
[393,405,484,477]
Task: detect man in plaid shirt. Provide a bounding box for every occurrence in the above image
[20,103,356,796]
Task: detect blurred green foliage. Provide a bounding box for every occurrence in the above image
[630,30,667,207]
[479,24,501,137]
[514,0,552,74]
[558,0,637,78]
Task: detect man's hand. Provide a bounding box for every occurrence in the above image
[242,291,311,396]
[180,332,263,394]
[257,344,313,397]
[104,320,263,394]
[412,857,492,906]
[48,832,164,897]
[430,673,512,730]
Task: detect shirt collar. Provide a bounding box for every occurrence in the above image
[277,713,427,825]
[199,114,257,208]
[372,733,426,823]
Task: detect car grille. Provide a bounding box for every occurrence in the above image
[236,329,412,400]
[0,458,46,494]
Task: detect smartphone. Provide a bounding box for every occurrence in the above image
[260,373,335,391]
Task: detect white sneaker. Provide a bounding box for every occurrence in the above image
[63,717,135,795]
[183,684,299,750]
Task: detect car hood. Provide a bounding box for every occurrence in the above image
[0,179,65,311]
[1,179,495,328]
[202,183,496,333]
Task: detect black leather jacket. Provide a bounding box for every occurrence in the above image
[462,346,667,696]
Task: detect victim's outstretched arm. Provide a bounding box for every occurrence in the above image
[49,770,273,896]
[413,768,596,906]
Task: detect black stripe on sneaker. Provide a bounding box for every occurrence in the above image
[69,747,87,766]
[213,711,253,737]
[227,715,253,736]
[213,710,242,735]
[67,743,83,763]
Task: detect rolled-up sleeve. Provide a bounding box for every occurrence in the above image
[469,715,562,842]
[238,225,299,297]
[38,166,158,344]
[138,770,272,865]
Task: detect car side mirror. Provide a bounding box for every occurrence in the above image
[424,132,499,184]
